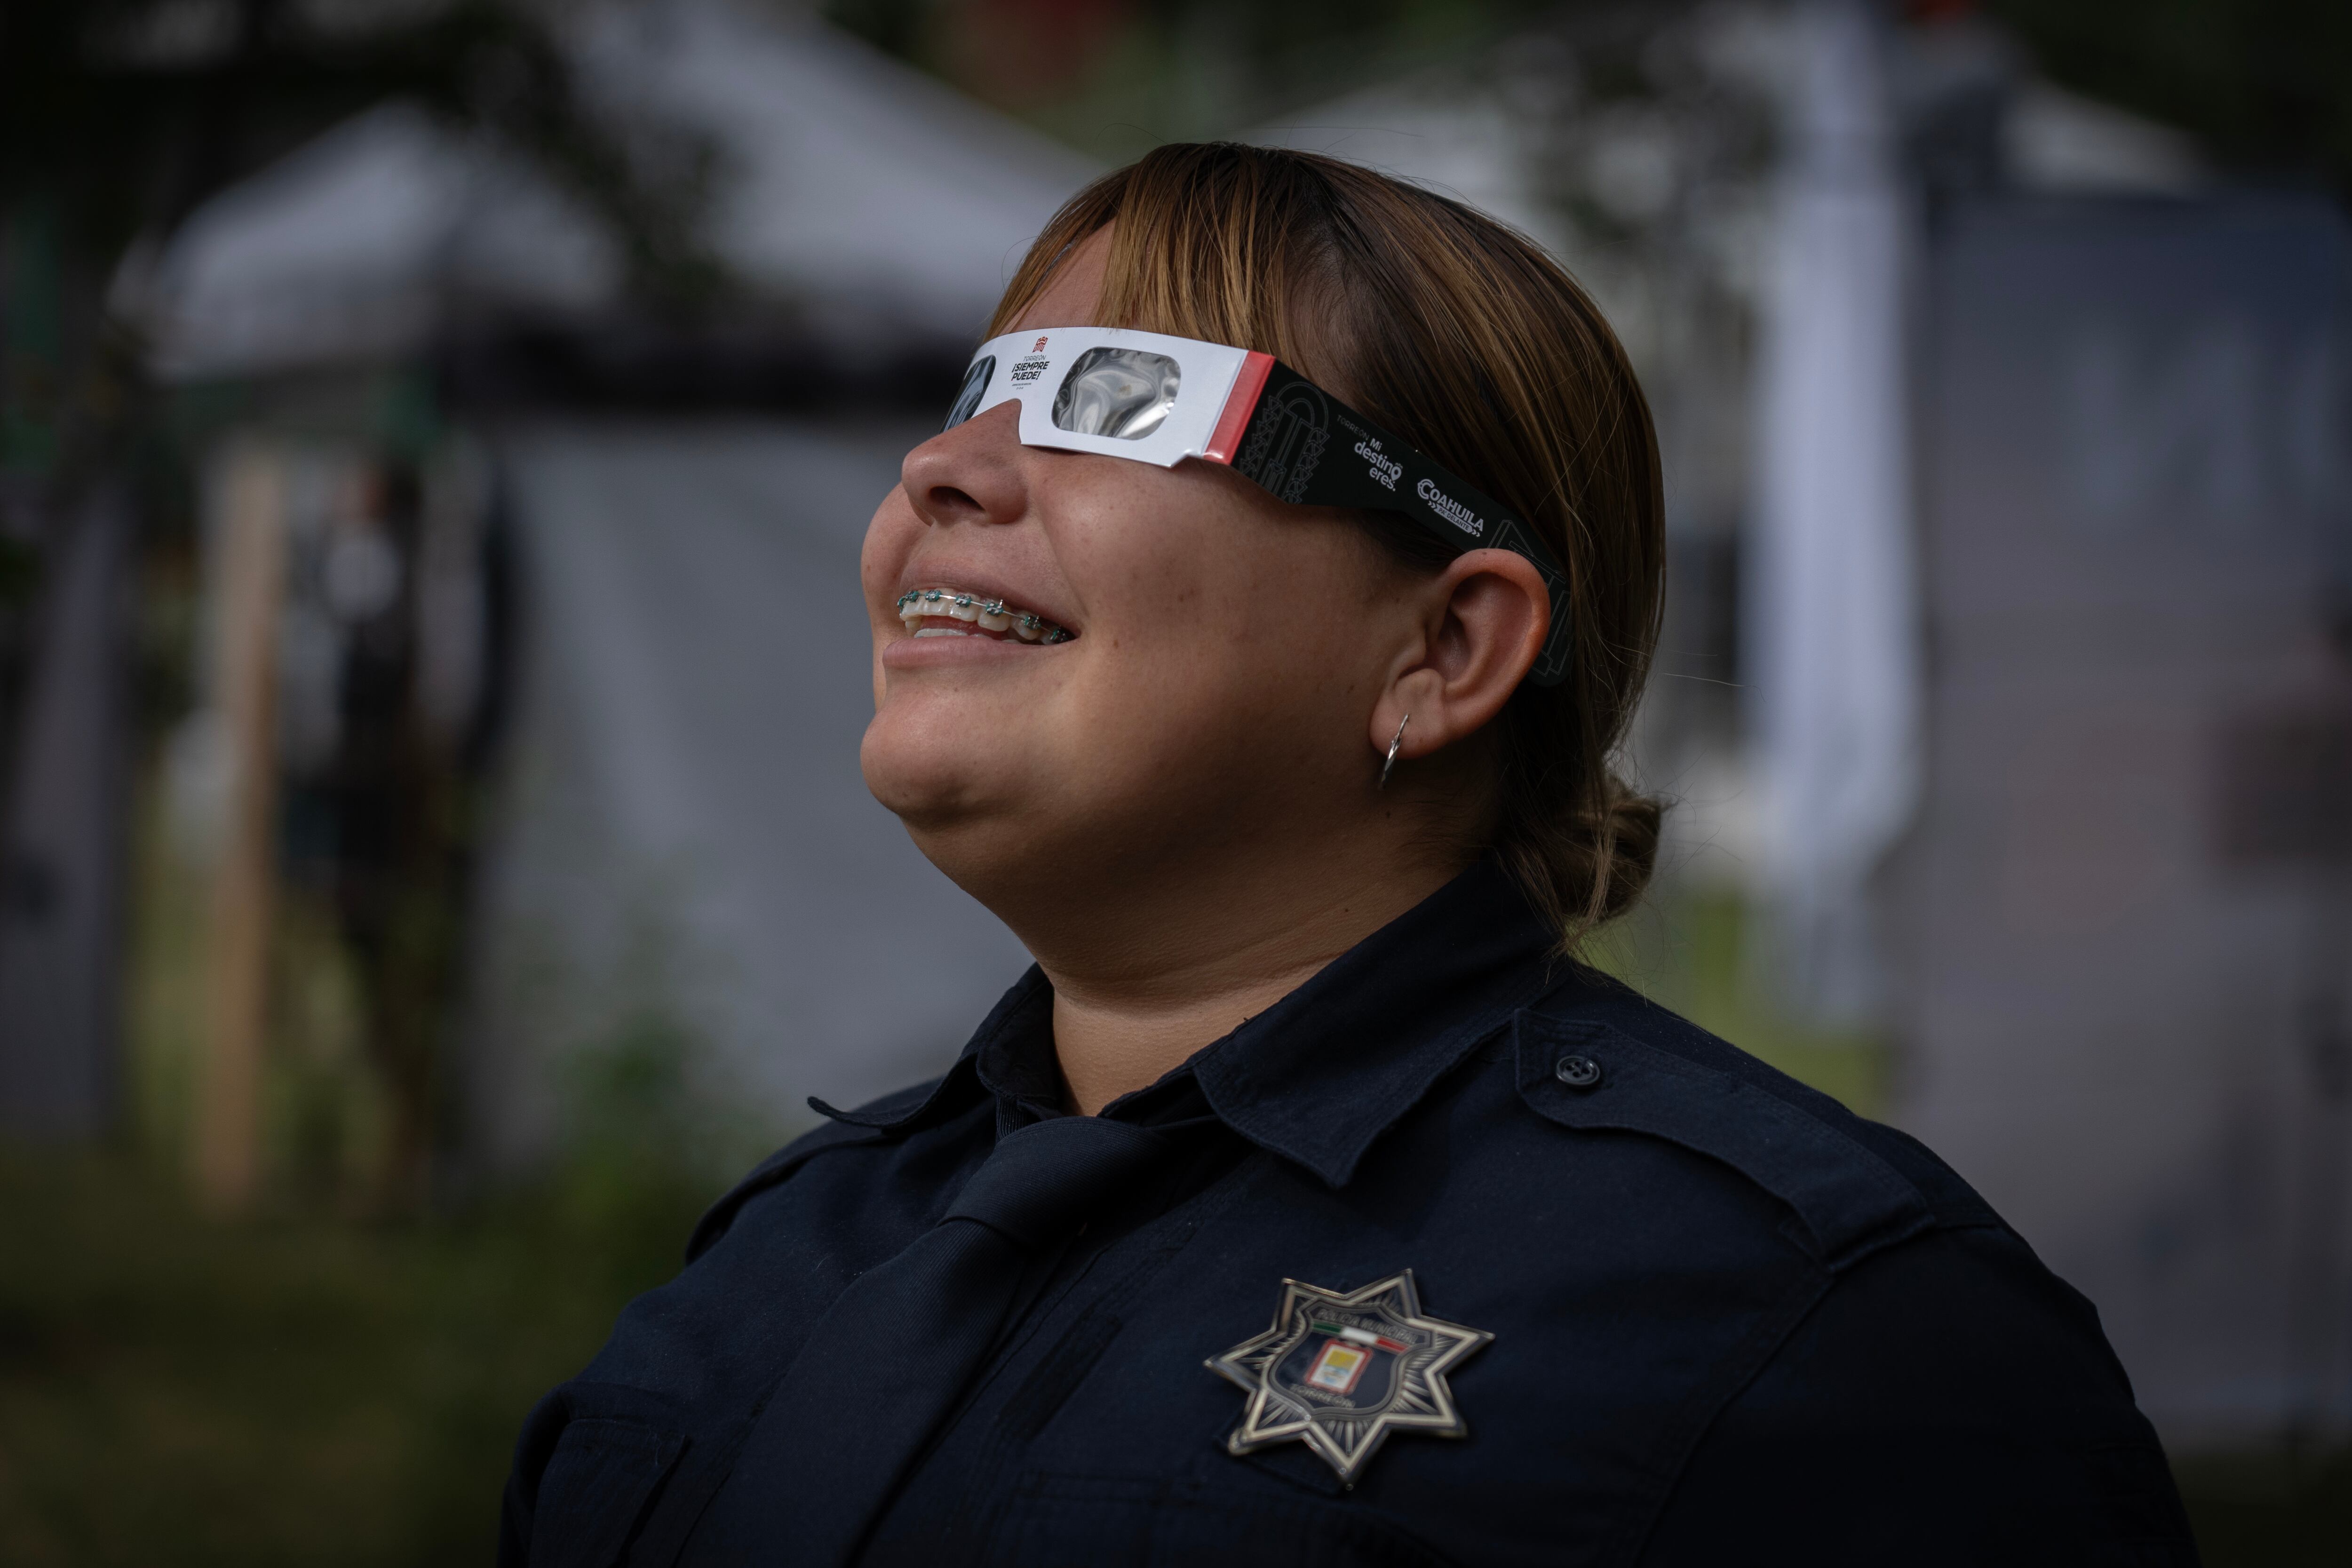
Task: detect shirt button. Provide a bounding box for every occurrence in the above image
[1554,1054,1604,1090]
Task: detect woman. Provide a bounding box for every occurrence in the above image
[503,144,2194,1567]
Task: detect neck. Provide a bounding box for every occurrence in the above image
[1032,844,1465,1115]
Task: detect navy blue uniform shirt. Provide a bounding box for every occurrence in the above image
[502,863,2198,1566]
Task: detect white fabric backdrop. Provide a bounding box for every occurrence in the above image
[1746,0,1921,1024]
[469,420,1031,1164]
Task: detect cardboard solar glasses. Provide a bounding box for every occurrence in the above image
[943,325,1572,687]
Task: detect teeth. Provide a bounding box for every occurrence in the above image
[894,587,1069,645]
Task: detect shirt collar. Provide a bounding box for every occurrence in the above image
[815,861,1565,1187]
[1184,860,1562,1185]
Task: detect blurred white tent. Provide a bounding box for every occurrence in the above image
[135,0,1093,1167]
[1248,91,1568,257]
[133,1,1095,375]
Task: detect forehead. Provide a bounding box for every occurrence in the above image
[996,218,1358,406]
[1010,227,1116,334]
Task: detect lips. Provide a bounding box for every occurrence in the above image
[894,587,1073,644]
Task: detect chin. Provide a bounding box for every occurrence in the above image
[861,720,1105,919]
[863,722,971,817]
[860,710,1036,853]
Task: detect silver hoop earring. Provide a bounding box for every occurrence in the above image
[1378,715,1410,791]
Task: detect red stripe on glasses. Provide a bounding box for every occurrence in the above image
[1201,351,1276,465]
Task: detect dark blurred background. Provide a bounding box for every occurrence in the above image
[1,0,2348,1560]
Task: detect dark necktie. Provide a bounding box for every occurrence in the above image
[691,1114,1170,1565]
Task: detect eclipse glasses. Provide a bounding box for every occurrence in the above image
[943,325,1572,688]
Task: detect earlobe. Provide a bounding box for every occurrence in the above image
[1378,714,1410,790]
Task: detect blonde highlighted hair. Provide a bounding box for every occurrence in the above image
[991,143,1666,943]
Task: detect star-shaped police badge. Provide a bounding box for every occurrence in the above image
[1206,1270,1493,1483]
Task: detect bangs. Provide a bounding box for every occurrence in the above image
[986,150,1347,387]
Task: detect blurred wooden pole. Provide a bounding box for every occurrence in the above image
[195,444,287,1214]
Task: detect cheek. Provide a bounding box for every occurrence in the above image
[1057,514,1383,782]
[857,456,1391,864]
[859,490,921,617]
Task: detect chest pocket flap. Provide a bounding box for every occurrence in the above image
[530,1417,685,1568]
[1514,1013,1932,1272]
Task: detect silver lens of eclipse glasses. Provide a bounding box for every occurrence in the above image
[944,355,995,430]
[1051,348,1183,440]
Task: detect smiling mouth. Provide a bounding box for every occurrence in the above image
[895,588,1074,644]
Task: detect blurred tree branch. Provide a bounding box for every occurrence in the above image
[1982,0,2351,195]
[0,2,720,1175]
[0,0,717,735]
[3,0,716,304]
[1,0,719,506]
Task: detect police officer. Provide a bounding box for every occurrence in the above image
[502,143,2198,1566]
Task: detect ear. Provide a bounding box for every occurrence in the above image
[1369,548,1549,767]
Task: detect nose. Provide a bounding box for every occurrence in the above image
[901,401,1027,531]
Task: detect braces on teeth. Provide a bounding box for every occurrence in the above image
[895,589,1073,643]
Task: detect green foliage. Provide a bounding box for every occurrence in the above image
[834,0,2352,193]
[1585,886,1891,1118]
[826,0,1574,155]
[2171,1445,2352,1566]
[0,199,66,479]
[0,0,723,529]
[0,0,717,301]
[552,994,777,1299]
[0,537,39,613]
[1989,0,2352,192]
[40,800,781,1560]
[0,1146,714,1565]
[0,1067,759,1568]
